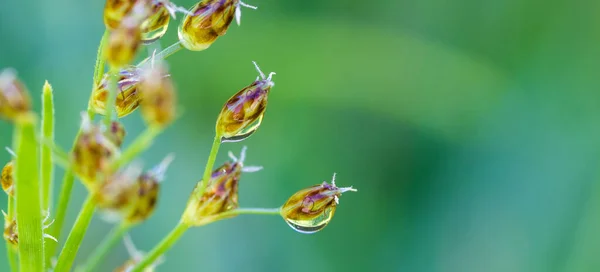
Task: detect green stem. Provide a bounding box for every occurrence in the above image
[80,223,131,272]
[104,66,119,127]
[14,114,45,272]
[137,41,183,67]
[226,207,282,216]
[41,81,55,214]
[110,126,162,171]
[93,30,109,85]
[195,135,221,198]
[54,195,97,272]
[130,221,189,272]
[5,197,17,272]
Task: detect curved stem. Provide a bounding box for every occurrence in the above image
[110,125,162,171]
[80,223,131,272]
[137,41,183,67]
[54,195,97,272]
[130,221,189,272]
[195,135,221,198]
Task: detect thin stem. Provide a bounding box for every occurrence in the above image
[104,66,119,127]
[195,135,221,198]
[130,221,189,272]
[54,195,97,272]
[226,207,282,216]
[110,125,162,171]
[80,223,131,272]
[5,197,17,272]
[93,30,109,85]
[41,81,55,213]
[14,114,45,271]
[137,41,183,67]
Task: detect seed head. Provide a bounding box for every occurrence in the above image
[0,69,31,122]
[71,114,121,187]
[105,121,127,147]
[216,62,275,142]
[2,211,17,248]
[178,0,257,51]
[1,161,14,197]
[183,147,261,226]
[91,66,142,118]
[139,60,177,127]
[280,173,356,234]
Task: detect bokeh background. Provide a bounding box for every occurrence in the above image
[2,0,600,271]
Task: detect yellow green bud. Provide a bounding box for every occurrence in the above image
[2,211,17,248]
[125,155,173,224]
[178,0,256,51]
[0,69,31,122]
[105,19,143,67]
[71,114,121,187]
[1,161,14,197]
[104,0,138,30]
[91,66,142,118]
[139,62,177,127]
[183,147,261,226]
[94,165,142,218]
[280,173,356,234]
[216,62,274,142]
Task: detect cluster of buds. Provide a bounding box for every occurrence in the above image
[91,66,142,118]
[95,155,173,224]
[182,147,261,226]
[0,69,31,122]
[178,0,257,51]
[1,161,14,197]
[280,174,357,233]
[2,211,17,248]
[71,115,121,187]
[216,62,274,142]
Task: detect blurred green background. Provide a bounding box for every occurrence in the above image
[2,0,600,271]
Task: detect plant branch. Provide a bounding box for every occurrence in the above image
[195,135,221,198]
[110,125,162,171]
[137,41,183,67]
[54,195,97,272]
[130,221,188,272]
[80,222,131,272]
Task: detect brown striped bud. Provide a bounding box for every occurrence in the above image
[182,147,261,226]
[1,161,14,197]
[178,0,256,51]
[105,121,127,147]
[280,173,356,234]
[105,1,149,67]
[71,114,121,187]
[91,66,142,118]
[104,0,138,30]
[216,62,274,142]
[125,155,173,224]
[0,69,31,122]
[139,61,176,127]
[2,211,17,248]
[95,165,142,218]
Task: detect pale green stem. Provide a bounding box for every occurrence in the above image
[80,223,131,272]
[14,114,45,272]
[41,81,55,213]
[54,195,97,272]
[195,135,222,198]
[6,196,17,272]
[110,125,162,171]
[130,221,188,272]
[137,41,183,67]
[131,207,281,271]
[104,66,119,127]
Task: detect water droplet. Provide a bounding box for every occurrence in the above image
[283,206,336,234]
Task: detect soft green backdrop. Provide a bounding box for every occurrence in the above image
[2,0,600,271]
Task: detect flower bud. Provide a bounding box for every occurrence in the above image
[105,121,127,147]
[104,0,138,30]
[183,147,261,226]
[141,0,190,43]
[72,114,121,187]
[280,173,356,234]
[216,62,275,142]
[95,164,142,217]
[1,161,14,197]
[139,62,176,127]
[2,211,17,248]
[178,0,256,51]
[0,69,31,121]
[105,1,149,67]
[125,155,173,224]
[91,66,142,118]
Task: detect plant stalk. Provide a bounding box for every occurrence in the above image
[80,223,131,272]
[41,81,55,213]
[54,195,97,272]
[195,135,221,198]
[110,125,162,171]
[130,221,189,272]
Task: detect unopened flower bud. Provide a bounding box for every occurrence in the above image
[125,155,173,224]
[72,114,121,187]
[91,66,142,118]
[95,164,142,217]
[139,62,176,127]
[141,0,190,43]
[216,62,274,142]
[0,69,31,121]
[178,0,257,51]
[183,147,261,226]
[104,0,138,30]
[105,1,149,67]
[1,161,14,197]
[2,211,17,248]
[280,173,356,234]
[105,121,127,147]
